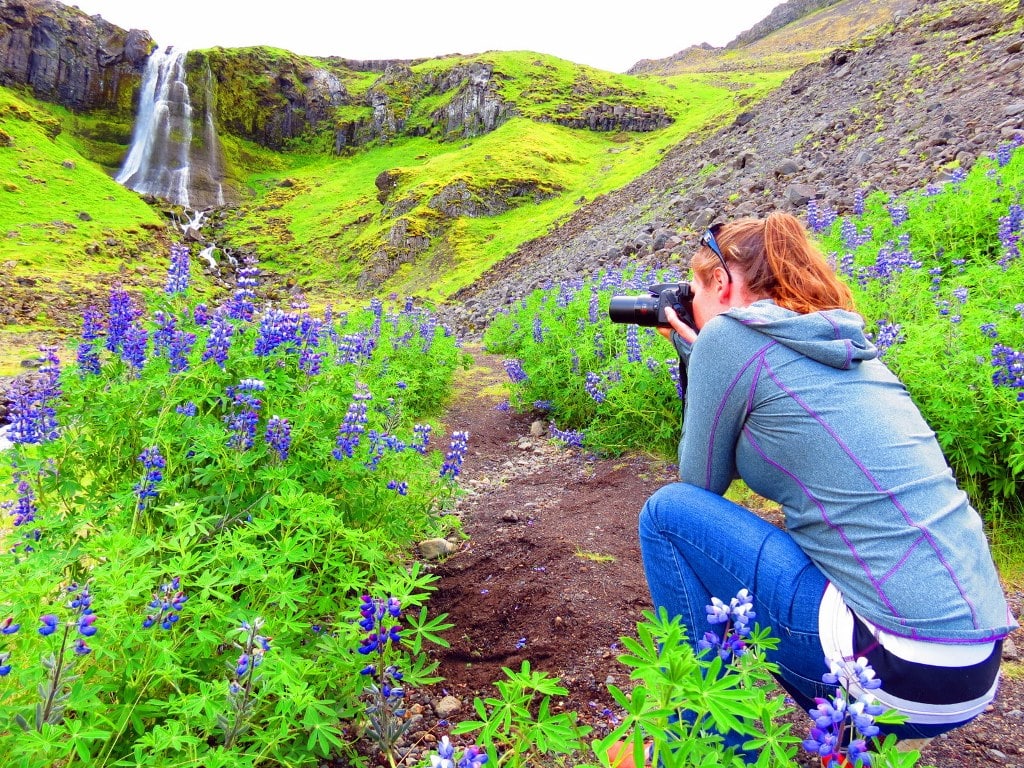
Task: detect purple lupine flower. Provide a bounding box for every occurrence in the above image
[226,255,259,321]
[625,324,642,363]
[886,201,909,227]
[254,309,296,357]
[333,383,372,459]
[4,478,37,527]
[133,446,166,512]
[142,577,187,630]
[176,401,198,417]
[873,320,904,358]
[549,424,584,448]
[296,315,324,374]
[387,480,408,496]
[229,617,271,689]
[804,657,886,766]
[152,311,177,358]
[193,303,210,325]
[202,308,234,369]
[840,218,872,250]
[357,594,403,655]
[38,614,59,636]
[165,243,191,295]
[593,330,605,360]
[585,371,607,404]
[852,189,865,216]
[588,287,600,323]
[105,286,138,354]
[457,745,489,768]
[265,416,291,461]
[6,348,60,444]
[420,315,438,353]
[224,379,265,451]
[996,142,1013,168]
[76,307,104,376]
[807,199,837,234]
[665,358,683,400]
[980,323,998,339]
[866,236,920,284]
[532,314,544,344]
[952,286,968,304]
[991,343,1024,401]
[697,589,756,661]
[997,204,1023,268]
[411,424,431,454]
[0,617,18,676]
[120,322,148,374]
[503,359,528,384]
[440,431,470,480]
[168,327,196,373]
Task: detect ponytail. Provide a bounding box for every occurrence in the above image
[693,212,854,314]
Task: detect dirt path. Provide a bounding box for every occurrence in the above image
[421,343,1024,767]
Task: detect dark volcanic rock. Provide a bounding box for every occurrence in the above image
[0,0,154,114]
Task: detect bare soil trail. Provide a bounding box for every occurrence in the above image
[420,343,1024,767]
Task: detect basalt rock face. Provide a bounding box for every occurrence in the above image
[0,0,153,114]
[199,47,349,151]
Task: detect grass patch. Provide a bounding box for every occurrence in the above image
[574,548,617,564]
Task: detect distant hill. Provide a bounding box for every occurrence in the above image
[628,0,920,74]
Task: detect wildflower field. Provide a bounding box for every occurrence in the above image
[0,254,472,766]
[0,140,1021,767]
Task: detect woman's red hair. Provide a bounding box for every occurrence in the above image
[692,212,854,314]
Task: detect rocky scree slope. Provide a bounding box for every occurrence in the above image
[444,0,1024,335]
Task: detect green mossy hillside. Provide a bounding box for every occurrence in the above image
[219,69,790,303]
[0,87,166,276]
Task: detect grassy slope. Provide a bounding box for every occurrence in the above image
[218,63,790,303]
[0,88,165,274]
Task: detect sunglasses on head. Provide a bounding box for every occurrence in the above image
[700,223,733,284]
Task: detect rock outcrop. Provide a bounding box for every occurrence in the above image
[0,0,153,114]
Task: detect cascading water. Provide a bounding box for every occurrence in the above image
[117,46,227,209]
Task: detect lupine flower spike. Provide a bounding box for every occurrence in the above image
[803,656,886,767]
[357,595,411,759]
[19,583,99,732]
[219,617,272,748]
[697,588,756,661]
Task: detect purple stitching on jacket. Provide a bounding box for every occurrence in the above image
[704,341,777,488]
[879,534,927,585]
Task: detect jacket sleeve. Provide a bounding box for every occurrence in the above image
[676,317,754,494]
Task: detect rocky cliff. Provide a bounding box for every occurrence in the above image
[0,0,152,114]
[1,0,679,159]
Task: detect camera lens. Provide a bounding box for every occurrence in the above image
[608,296,662,327]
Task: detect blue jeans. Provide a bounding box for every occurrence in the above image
[638,482,966,743]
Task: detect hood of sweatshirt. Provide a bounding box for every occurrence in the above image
[721,300,877,370]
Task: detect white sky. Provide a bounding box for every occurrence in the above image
[68,0,783,74]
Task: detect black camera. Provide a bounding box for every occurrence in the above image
[608,282,696,329]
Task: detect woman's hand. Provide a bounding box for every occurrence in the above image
[657,306,698,345]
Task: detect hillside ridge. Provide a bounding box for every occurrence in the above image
[444,0,1024,332]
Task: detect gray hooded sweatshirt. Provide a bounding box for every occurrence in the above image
[672,300,1017,643]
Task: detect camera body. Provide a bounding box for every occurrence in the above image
[608,282,697,329]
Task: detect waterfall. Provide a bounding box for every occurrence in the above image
[117,47,227,209]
